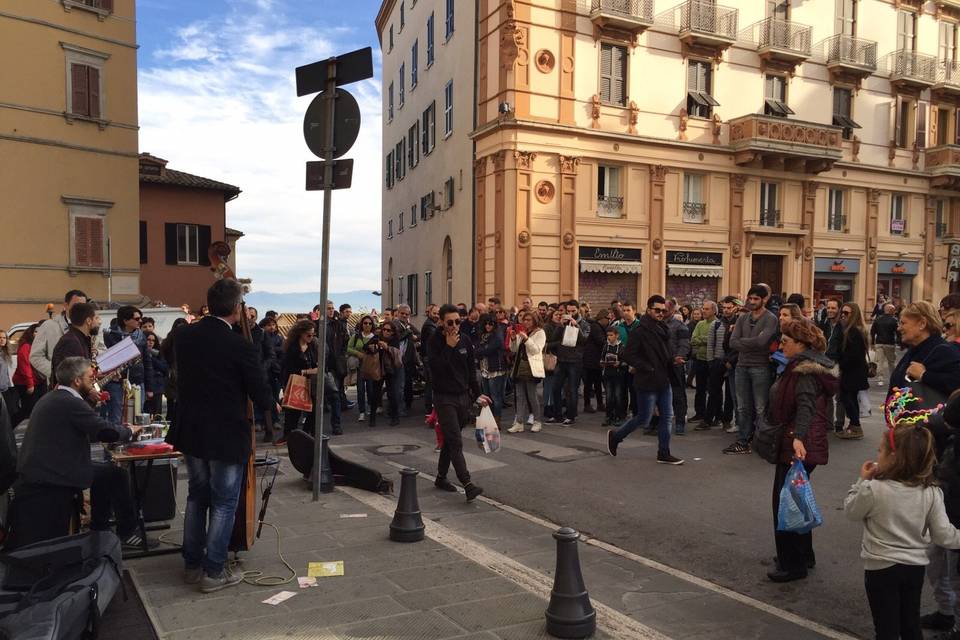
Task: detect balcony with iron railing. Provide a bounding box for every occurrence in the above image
[590,0,654,33]
[755,17,812,64]
[926,145,960,191]
[682,202,706,223]
[759,209,782,228]
[934,61,960,97]
[823,34,878,78]
[728,114,843,174]
[886,50,937,90]
[676,0,737,50]
[598,195,625,218]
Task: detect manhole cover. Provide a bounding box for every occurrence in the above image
[524,446,606,463]
[367,444,421,456]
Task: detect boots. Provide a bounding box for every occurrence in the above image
[837,425,864,440]
[530,421,542,433]
[507,422,524,433]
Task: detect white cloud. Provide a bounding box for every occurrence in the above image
[139,0,382,294]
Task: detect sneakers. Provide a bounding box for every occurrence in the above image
[723,442,752,455]
[656,452,684,465]
[688,415,706,424]
[606,430,619,457]
[723,423,737,434]
[434,478,458,492]
[530,422,542,433]
[358,412,366,422]
[837,426,864,440]
[507,422,524,433]
[561,418,574,426]
[694,421,714,431]
[766,569,807,583]
[121,533,159,551]
[199,567,243,593]
[545,416,557,424]
[920,611,955,631]
[184,567,204,585]
[464,483,484,502]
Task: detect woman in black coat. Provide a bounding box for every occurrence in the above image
[836,303,870,440]
[280,320,320,441]
[890,301,960,398]
[582,310,609,413]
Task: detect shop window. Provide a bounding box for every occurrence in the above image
[763,75,793,118]
[890,194,905,235]
[832,87,860,140]
[683,174,706,224]
[687,60,718,119]
[597,165,623,218]
[760,182,780,226]
[827,188,846,231]
[937,199,948,238]
[599,43,627,106]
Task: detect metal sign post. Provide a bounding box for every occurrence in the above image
[297,47,372,501]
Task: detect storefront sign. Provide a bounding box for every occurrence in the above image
[890,219,905,234]
[878,260,919,276]
[666,251,723,266]
[814,257,860,274]
[949,244,960,284]
[578,246,641,262]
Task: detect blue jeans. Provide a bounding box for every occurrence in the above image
[104,381,123,425]
[480,375,507,420]
[552,361,582,420]
[734,365,772,445]
[182,456,245,577]
[543,374,556,417]
[603,370,626,419]
[357,376,377,414]
[611,386,673,455]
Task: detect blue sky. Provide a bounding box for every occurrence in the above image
[137,0,384,294]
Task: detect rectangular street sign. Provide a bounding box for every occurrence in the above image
[296,47,374,96]
[306,159,354,191]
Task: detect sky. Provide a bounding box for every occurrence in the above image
[137,0,384,294]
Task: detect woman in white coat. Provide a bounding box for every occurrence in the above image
[508,310,546,433]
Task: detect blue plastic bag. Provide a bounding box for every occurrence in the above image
[776,459,823,534]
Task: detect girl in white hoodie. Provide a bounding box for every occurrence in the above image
[845,424,960,640]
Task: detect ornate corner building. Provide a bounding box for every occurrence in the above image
[381,0,960,315]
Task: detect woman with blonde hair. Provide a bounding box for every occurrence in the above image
[890,301,960,400]
[837,302,870,440]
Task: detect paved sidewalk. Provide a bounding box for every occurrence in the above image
[126,446,858,640]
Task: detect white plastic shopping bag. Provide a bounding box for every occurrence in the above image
[561,324,579,348]
[474,406,501,454]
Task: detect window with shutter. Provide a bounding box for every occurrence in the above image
[831,87,860,138]
[599,44,627,106]
[686,61,717,118]
[763,75,793,117]
[427,13,435,66]
[445,0,455,39]
[386,152,394,189]
[445,177,455,208]
[388,82,394,121]
[399,64,405,107]
[425,272,433,306]
[444,80,453,135]
[71,64,89,116]
[916,100,928,149]
[388,220,393,239]
[87,67,100,119]
[411,40,419,89]
[411,205,417,227]
[139,221,147,264]
[73,215,105,268]
[599,45,612,103]
[176,223,199,265]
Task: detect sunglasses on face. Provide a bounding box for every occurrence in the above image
[446,319,461,327]
[651,307,666,314]
[841,310,851,316]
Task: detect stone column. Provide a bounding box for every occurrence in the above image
[924,196,937,301]
[728,174,747,296]
[475,156,488,302]
[648,165,667,295]
[514,151,536,303]
[559,0,576,125]
[800,181,818,311]
[493,151,507,299]
[558,155,580,300]
[864,188,881,313]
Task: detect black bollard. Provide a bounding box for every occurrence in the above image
[319,435,334,493]
[389,468,425,542]
[545,527,596,639]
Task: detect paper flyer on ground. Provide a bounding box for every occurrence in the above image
[307,561,344,577]
[262,591,297,605]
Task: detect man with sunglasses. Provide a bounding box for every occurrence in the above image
[103,305,149,425]
[426,304,491,501]
[606,295,684,465]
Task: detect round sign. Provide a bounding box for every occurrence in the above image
[303,89,361,160]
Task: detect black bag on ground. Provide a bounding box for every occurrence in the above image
[0,531,123,640]
[753,409,784,464]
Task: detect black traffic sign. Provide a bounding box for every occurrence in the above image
[303,89,360,160]
[306,159,354,191]
[296,47,373,96]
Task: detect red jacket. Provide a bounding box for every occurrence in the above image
[770,353,839,466]
[12,342,34,387]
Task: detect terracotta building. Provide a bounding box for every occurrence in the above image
[138,154,242,311]
[381,0,960,314]
[0,0,140,328]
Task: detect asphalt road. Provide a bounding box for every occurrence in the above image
[333,381,927,639]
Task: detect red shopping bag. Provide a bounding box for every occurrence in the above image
[282,374,313,412]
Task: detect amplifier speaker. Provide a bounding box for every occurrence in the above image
[129,459,178,523]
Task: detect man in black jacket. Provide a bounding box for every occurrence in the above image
[871,303,900,386]
[50,302,100,385]
[166,279,274,593]
[818,298,845,430]
[606,295,684,465]
[427,304,491,502]
[420,304,440,415]
[7,357,138,549]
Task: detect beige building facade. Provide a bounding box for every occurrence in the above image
[382,0,960,314]
[377,0,475,315]
[0,0,141,328]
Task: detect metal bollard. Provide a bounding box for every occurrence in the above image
[319,434,334,493]
[389,468,425,542]
[545,527,596,638]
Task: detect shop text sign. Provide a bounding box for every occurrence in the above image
[814,257,860,274]
[666,251,722,266]
[949,244,960,283]
[578,246,641,262]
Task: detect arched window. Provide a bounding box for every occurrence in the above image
[442,236,453,304]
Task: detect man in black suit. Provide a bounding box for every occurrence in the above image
[7,357,138,549]
[166,279,273,594]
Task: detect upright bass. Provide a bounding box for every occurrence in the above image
[208,241,266,552]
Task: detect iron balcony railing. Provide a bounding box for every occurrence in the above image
[887,50,937,84]
[760,208,782,227]
[757,17,812,56]
[824,34,878,71]
[682,202,706,223]
[598,195,625,217]
[937,60,960,87]
[680,0,737,40]
[591,0,655,23]
[827,213,847,231]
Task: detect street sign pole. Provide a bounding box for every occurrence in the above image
[311,58,338,502]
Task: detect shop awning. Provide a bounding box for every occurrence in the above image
[667,265,724,277]
[579,259,641,274]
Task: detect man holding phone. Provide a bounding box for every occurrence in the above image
[427,304,492,502]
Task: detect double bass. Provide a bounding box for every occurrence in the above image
[208,241,264,552]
